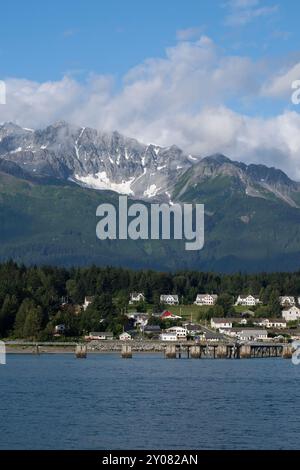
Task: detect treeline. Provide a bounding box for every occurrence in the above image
[1,261,300,339]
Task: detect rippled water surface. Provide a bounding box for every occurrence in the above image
[0,354,299,449]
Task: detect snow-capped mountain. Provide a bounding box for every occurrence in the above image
[0,121,195,200]
[1,121,300,207]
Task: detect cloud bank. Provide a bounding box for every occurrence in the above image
[1,35,300,178]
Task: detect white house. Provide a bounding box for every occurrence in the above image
[85,331,114,341]
[279,296,295,307]
[211,318,233,330]
[235,295,261,306]
[236,329,268,341]
[83,296,95,311]
[282,306,300,321]
[129,292,145,304]
[119,332,132,341]
[160,332,178,341]
[194,294,218,306]
[166,326,187,339]
[254,318,287,329]
[160,294,179,305]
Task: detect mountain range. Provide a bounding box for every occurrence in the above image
[1,121,300,272]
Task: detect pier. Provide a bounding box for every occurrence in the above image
[163,342,290,359]
[4,340,294,359]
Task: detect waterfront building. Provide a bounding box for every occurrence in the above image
[165,326,187,339]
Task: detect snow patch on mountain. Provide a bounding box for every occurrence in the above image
[74,172,135,195]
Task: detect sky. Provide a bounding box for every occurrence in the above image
[0,0,300,177]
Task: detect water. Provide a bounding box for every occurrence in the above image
[0,354,300,450]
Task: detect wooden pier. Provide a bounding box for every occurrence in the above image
[163,342,292,359]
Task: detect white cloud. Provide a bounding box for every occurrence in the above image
[1,35,300,178]
[176,26,204,41]
[262,62,300,98]
[224,0,278,26]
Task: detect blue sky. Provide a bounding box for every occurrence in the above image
[0,0,299,82]
[0,0,300,177]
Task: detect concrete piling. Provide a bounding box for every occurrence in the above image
[121,344,132,358]
[165,344,177,359]
[75,344,87,358]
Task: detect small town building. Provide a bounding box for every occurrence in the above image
[194,294,218,306]
[165,326,187,339]
[143,325,161,335]
[254,318,287,329]
[160,294,179,305]
[83,296,95,311]
[126,312,149,329]
[279,296,295,307]
[159,332,178,341]
[160,310,182,320]
[228,328,268,341]
[282,306,300,321]
[119,332,132,341]
[200,331,224,342]
[235,295,261,306]
[184,323,202,335]
[85,331,114,341]
[129,292,145,304]
[211,318,233,330]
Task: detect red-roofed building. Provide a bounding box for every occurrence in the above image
[160,310,182,320]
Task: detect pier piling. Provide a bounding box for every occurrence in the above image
[121,344,132,358]
[282,345,293,359]
[216,344,227,359]
[190,345,201,359]
[75,344,87,358]
[240,345,251,358]
[165,344,177,359]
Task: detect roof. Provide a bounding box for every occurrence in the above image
[203,331,224,340]
[237,295,259,299]
[231,328,268,334]
[89,331,113,336]
[161,310,173,317]
[185,324,202,331]
[211,318,233,323]
[196,293,218,299]
[279,296,295,299]
[160,294,179,299]
[144,325,161,332]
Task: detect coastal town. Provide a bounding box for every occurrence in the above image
[68,292,300,345]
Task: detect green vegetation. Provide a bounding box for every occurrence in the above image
[0,261,298,340]
[2,170,300,271]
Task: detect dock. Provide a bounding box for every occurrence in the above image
[4,340,294,359]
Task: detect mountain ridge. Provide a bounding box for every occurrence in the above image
[1,121,299,207]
